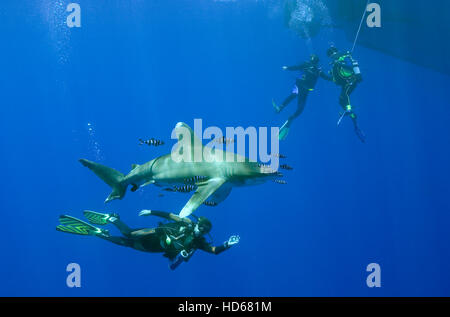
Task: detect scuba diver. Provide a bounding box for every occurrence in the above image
[326,45,365,143]
[56,210,240,270]
[272,54,332,140]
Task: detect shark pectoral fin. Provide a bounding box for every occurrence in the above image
[178,178,227,218]
[205,183,232,205]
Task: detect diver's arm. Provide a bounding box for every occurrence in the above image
[283,62,307,71]
[199,235,240,255]
[139,210,192,224]
[320,70,333,81]
[199,242,229,255]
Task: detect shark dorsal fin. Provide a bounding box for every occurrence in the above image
[173,122,203,147]
[171,122,204,162]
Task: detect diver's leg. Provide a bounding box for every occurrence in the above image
[83,210,133,237]
[280,93,297,111]
[99,228,166,252]
[343,83,359,128]
[107,216,133,237]
[338,84,355,121]
[279,88,308,140]
[95,233,134,247]
[129,228,157,238]
[128,228,168,253]
[96,227,163,251]
[58,214,136,248]
[275,83,299,113]
[339,84,350,111]
[287,88,308,122]
[339,81,358,110]
[339,83,365,142]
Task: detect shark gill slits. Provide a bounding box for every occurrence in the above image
[280,164,293,170]
[271,153,287,159]
[274,180,287,185]
[203,201,218,207]
[139,138,165,147]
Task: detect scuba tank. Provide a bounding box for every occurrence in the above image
[352,59,361,76]
[341,51,361,79]
[351,58,362,82]
[169,249,196,270]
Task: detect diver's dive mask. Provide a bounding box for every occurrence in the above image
[194,217,212,237]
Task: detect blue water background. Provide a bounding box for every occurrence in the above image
[0,0,449,296]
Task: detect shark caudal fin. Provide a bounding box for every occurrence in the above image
[79,159,127,203]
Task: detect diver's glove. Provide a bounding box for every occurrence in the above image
[225,235,240,248]
[139,209,152,216]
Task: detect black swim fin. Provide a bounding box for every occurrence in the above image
[354,127,366,143]
[272,99,281,113]
[337,110,350,126]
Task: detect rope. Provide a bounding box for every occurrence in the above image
[351,0,371,54]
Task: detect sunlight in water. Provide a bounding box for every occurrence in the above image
[39,0,72,65]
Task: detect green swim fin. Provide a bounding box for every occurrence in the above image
[83,210,115,225]
[279,121,290,141]
[57,215,108,236]
[272,99,281,113]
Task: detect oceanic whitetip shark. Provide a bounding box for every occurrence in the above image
[79,122,280,218]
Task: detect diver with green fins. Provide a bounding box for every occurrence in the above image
[326,45,366,143]
[273,53,332,140]
[56,210,240,270]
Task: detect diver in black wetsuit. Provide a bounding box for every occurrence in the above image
[273,54,332,140]
[56,210,239,270]
[326,46,365,143]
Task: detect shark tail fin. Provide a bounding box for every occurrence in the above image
[79,159,127,203]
